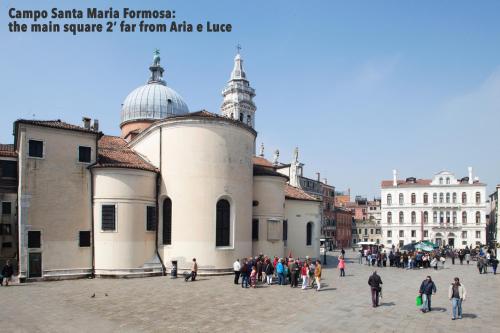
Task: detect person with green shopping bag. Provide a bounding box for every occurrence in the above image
[419,275,437,313]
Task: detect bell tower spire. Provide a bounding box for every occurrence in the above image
[221,45,256,128]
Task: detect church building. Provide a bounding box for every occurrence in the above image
[0,50,320,280]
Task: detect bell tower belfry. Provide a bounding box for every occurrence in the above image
[221,45,257,128]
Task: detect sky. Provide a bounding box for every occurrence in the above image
[1,0,500,198]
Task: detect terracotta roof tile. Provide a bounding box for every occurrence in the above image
[253,165,289,180]
[253,156,273,167]
[94,135,158,172]
[0,144,16,158]
[16,119,98,134]
[285,184,320,202]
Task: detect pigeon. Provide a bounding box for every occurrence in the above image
[91,293,95,298]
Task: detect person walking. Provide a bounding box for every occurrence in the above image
[301,262,309,289]
[314,260,322,291]
[449,277,466,320]
[1,260,14,286]
[419,276,437,312]
[465,251,471,265]
[341,248,345,257]
[338,255,346,277]
[241,260,249,288]
[290,259,299,288]
[233,259,241,285]
[264,259,274,284]
[190,258,198,281]
[491,256,498,275]
[250,266,257,288]
[358,250,363,264]
[477,257,485,274]
[368,271,383,307]
[276,259,285,285]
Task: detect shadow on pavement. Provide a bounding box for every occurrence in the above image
[462,313,478,319]
[379,302,395,307]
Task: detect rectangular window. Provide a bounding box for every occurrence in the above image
[0,224,12,235]
[424,230,429,237]
[282,220,288,241]
[375,229,381,234]
[399,230,404,237]
[462,231,467,238]
[0,161,16,178]
[146,206,156,231]
[28,230,41,248]
[2,242,12,248]
[28,140,44,158]
[101,205,116,231]
[411,230,416,237]
[475,231,481,238]
[387,230,392,237]
[370,229,373,234]
[252,219,259,241]
[79,231,91,247]
[78,146,91,163]
[2,202,11,215]
[364,228,367,235]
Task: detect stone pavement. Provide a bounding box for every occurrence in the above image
[1,250,499,332]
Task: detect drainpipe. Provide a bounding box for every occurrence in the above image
[155,172,166,275]
[155,125,166,275]
[87,132,101,279]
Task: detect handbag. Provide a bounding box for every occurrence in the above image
[416,295,422,306]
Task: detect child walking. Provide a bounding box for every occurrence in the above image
[338,255,346,277]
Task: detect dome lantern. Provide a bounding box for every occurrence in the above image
[120,50,189,139]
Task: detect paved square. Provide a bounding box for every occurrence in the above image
[1,250,499,332]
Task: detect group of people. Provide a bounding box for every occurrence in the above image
[233,255,323,291]
[359,245,499,274]
[418,275,468,320]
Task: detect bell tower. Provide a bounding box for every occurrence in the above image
[221,45,257,128]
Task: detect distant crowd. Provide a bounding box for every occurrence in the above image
[232,255,325,291]
[359,246,498,274]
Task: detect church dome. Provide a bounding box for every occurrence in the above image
[120,50,189,126]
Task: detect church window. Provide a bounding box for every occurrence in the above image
[28,139,44,158]
[79,231,91,247]
[163,198,172,245]
[78,146,91,163]
[102,205,116,231]
[28,230,41,248]
[252,219,259,241]
[247,115,251,125]
[216,199,230,247]
[146,206,156,231]
[306,222,313,246]
[2,202,11,215]
[475,192,481,204]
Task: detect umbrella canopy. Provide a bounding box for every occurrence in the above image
[415,243,434,252]
[421,240,438,248]
[401,243,416,251]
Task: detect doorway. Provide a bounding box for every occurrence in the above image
[448,238,455,248]
[435,238,442,247]
[28,252,42,278]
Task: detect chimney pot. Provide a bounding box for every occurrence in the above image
[82,117,91,130]
[92,119,99,132]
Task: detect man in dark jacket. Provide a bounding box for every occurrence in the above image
[419,276,437,312]
[368,271,383,307]
[2,260,14,286]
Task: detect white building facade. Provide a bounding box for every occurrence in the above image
[380,169,487,249]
